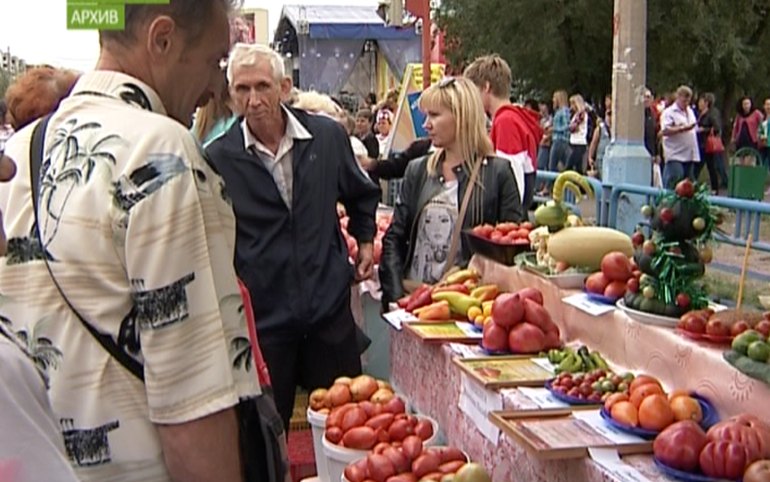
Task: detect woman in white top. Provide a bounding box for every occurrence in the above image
[566,94,589,174]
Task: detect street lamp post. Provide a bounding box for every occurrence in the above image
[602,0,651,234]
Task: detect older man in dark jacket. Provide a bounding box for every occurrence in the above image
[207,43,380,429]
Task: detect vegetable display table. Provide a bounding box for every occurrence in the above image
[388,255,770,481]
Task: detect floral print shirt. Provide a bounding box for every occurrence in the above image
[0,71,259,481]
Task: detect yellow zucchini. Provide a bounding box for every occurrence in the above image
[546,227,633,270]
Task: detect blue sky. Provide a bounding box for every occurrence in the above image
[0,0,379,72]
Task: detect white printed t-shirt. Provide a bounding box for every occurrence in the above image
[0,71,259,481]
[409,180,459,283]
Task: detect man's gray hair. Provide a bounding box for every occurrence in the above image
[227,43,287,84]
[676,85,693,99]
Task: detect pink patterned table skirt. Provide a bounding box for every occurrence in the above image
[469,256,770,419]
[388,255,769,482]
[390,329,668,481]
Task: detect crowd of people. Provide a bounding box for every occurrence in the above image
[531,83,770,194]
[0,1,768,481]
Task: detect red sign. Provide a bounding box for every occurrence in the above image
[406,0,428,18]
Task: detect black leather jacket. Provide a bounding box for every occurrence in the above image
[379,155,523,306]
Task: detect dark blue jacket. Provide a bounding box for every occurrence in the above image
[206,108,380,342]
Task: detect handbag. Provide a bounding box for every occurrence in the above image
[442,155,484,277]
[705,130,725,154]
[30,114,289,482]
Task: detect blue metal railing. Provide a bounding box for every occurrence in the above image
[533,171,604,221]
[606,183,770,254]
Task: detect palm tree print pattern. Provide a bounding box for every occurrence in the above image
[60,418,119,467]
[15,326,63,375]
[219,295,253,373]
[39,118,124,248]
[117,273,196,356]
[115,83,152,111]
[5,225,54,265]
[230,336,252,371]
[113,154,187,212]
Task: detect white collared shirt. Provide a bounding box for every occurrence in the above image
[242,106,312,209]
[661,103,701,163]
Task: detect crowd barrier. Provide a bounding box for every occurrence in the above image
[385,171,768,260]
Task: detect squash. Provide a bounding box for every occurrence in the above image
[546,227,633,270]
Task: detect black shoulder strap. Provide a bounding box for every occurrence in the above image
[30,115,145,382]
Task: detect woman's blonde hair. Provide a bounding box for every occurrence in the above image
[293,90,344,120]
[553,90,569,109]
[569,93,586,113]
[193,74,232,142]
[418,76,493,177]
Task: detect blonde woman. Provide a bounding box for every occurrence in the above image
[379,77,522,307]
[548,89,571,171]
[292,90,373,178]
[567,93,589,173]
[192,73,236,147]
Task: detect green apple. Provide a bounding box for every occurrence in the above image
[747,341,770,363]
[453,463,492,482]
[732,330,765,356]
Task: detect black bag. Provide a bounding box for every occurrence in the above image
[30,114,289,482]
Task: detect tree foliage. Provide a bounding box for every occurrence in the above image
[437,0,770,119]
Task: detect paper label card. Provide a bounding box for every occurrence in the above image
[517,387,570,409]
[449,343,484,358]
[531,357,557,374]
[458,374,502,443]
[510,417,613,451]
[455,322,483,339]
[562,293,617,317]
[588,448,653,482]
[573,411,647,445]
[456,358,553,388]
[382,309,417,330]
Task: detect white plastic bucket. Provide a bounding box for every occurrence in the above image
[323,415,439,482]
[323,434,371,482]
[307,408,330,482]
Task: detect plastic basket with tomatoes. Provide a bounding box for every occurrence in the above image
[464,222,534,266]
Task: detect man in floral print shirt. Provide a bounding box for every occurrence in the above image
[0,1,261,481]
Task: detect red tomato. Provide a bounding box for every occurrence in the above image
[521,221,535,230]
[585,272,610,295]
[708,416,770,460]
[496,222,518,234]
[472,223,494,239]
[603,280,627,300]
[600,252,633,282]
[653,421,708,472]
[699,441,750,480]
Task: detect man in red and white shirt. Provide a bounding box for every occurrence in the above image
[465,55,542,215]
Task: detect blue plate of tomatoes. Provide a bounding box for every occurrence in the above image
[544,379,601,405]
[600,395,718,440]
[653,458,741,482]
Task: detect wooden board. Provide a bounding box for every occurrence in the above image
[490,411,653,460]
[403,322,482,344]
[453,356,553,389]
